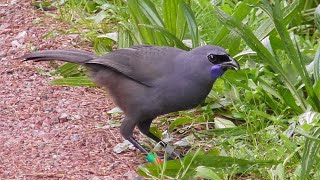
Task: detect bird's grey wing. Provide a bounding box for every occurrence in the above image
[85,45,185,86]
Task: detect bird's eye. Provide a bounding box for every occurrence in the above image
[207,54,217,64]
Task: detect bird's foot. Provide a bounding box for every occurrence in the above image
[165,144,183,160]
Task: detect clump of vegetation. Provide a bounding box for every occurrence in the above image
[40,0,320,179]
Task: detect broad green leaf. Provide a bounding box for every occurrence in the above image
[50,76,95,87]
[169,117,193,132]
[214,117,236,129]
[168,115,207,132]
[195,166,222,180]
[202,126,247,137]
[53,63,82,78]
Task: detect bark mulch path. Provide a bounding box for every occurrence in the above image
[0,1,143,179]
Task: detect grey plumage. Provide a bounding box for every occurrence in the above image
[23,45,239,158]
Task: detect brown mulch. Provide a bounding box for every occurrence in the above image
[0,0,143,179]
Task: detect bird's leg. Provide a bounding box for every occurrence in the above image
[120,117,149,155]
[137,120,181,159]
[127,137,148,154]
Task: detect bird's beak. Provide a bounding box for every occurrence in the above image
[221,57,240,71]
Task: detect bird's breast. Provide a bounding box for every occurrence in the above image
[155,78,214,115]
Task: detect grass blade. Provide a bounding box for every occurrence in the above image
[140,24,190,50]
[128,0,155,44]
[180,1,199,47]
[163,0,179,35]
[137,0,164,27]
[213,1,259,45]
[254,0,302,40]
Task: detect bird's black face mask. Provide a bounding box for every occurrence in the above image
[207,54,240,71]
[207,54,240,79]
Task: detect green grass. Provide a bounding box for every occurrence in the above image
[43,0,320,179]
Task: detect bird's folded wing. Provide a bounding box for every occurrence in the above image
[85,45,184,86]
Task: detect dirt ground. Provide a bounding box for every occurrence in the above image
[0,1,143,179]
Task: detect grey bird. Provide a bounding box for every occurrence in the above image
[23,45,240,158]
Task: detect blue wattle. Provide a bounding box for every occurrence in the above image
[210,65,224,79]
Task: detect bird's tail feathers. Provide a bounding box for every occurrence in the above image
[22,50,96,64]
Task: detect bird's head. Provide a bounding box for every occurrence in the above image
[191,45,240,79]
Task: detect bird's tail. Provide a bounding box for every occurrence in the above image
[23,49,97,64]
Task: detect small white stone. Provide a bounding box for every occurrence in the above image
[72,114,81,120]
[59,113,68,119]
[70,134,80,142]
[14,31,27,41]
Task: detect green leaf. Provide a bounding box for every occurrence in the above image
[277,85,302,113]
[149,126,162,139]
[128,0,156,44]
[213,1,259,45]
[169,117,193,132]
[301,127,320,180]
[117,27,133,48]
[202,126,247,137]
[163,0,180,36]
[254,0,302,40]
[140,24,190,50]
[180,1,199,47]
[91,10,107,23]
[168,115,207,132]
[195,166,222,180]
[137,0,164,27]
[53,63,82,78]
[50,76,95,87]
